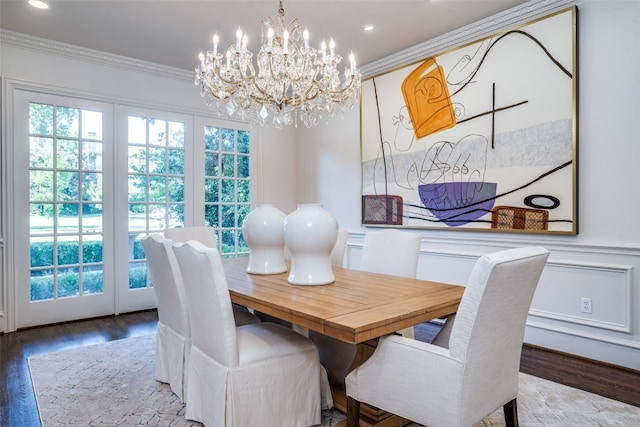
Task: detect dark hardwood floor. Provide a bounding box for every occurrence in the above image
[0,310,158,427]
[1,311,639,427]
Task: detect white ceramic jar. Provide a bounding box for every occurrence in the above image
[242,204,287,274]
[284,204,338,285]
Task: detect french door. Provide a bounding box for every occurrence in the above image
[13,91,115,328]
[10,89,248,329]
[115,106,192,313]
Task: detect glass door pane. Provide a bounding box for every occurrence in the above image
[13,90,114,329]
[126,115,185,290]
[28,102,105,301]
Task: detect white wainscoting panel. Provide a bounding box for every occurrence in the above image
[530,261,632,333]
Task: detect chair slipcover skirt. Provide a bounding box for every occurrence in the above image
[155,321,191,400]
[142,234,192,402]
[185,322,322,427]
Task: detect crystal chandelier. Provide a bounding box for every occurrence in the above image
[195,0,361,128]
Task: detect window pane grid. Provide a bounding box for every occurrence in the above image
[127,116,185,290]
[28,102,105,301]
[203,125,250,257]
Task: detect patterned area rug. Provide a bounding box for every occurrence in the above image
[29,334,640,426]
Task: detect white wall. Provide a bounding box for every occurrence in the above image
[0,32,298,332]
[258,125,298,214]
[296,0,640,370]
[296,111,362,224]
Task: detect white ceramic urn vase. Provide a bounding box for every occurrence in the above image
[284,204,338,285]
[242,204,287,274]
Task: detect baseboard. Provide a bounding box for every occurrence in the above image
[521,343,640,408]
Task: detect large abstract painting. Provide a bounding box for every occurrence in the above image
[361,7,577,234]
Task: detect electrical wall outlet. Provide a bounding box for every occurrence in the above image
[581,297,592,314]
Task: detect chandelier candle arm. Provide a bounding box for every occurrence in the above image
[195,0,361,128]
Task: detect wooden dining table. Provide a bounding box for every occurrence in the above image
[222,257,465,426]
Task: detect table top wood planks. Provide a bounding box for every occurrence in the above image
[223,257,465,344]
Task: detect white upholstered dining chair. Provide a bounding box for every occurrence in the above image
[141,234,191,402]
[142,234,260,402]
[173,240,323,427]
[345,246,550,427]
[164,226,260,326]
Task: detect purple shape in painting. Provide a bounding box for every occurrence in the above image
[418,182,497,226]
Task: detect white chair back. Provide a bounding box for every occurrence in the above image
[361,229,421,278]
[173,240,239,367]
[330,229,349,267]
[450,246,549,418]
[165,226,217,248]
[166,227,260,327]
[361,229,421,338]
[141,234,189,336]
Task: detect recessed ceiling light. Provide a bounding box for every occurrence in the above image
[28,0,49,9]
[363,24,375,32]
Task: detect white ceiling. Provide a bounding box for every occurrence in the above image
[0,0,529,71]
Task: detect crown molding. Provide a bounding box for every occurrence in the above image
[361,0,577,78]
[2,1,577,85]
[0,29,193,82]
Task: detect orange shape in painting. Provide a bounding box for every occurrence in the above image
[401,58,456,139]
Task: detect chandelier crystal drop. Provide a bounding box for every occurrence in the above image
[195,0,361,129]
